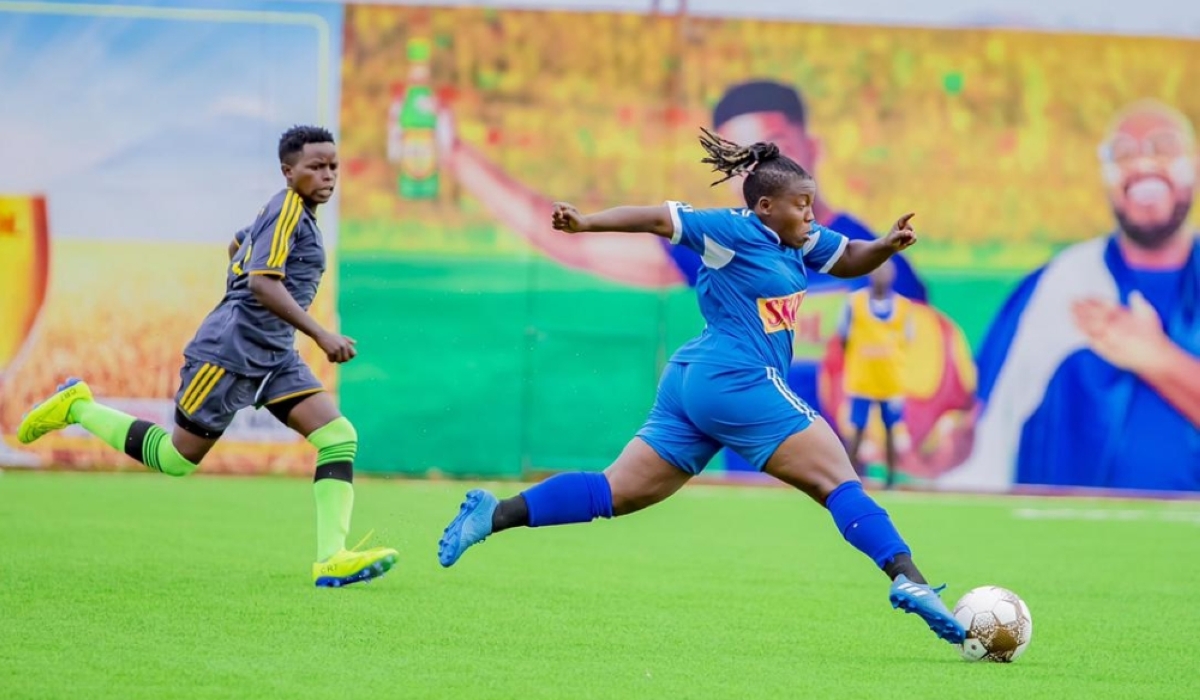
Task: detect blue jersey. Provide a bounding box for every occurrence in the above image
[662,211,927,302]
[665,201,849,374]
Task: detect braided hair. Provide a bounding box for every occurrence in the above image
[698,127,811,208]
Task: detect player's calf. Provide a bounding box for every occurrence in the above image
[304,415,398,587]
[126,419,202,476]
[308,416,359,562]
[826,481,920,578]
[18,378,200,476]
[438,472,616,568]
[824,480,965,643]
[440,441,691,568]
[488,470,617,532]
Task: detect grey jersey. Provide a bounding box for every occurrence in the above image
[184,188,327,375]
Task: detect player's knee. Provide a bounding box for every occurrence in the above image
[307,416,357,448]
[308,417,358,481]
[604,458,685,516]
[160,459,199,478]
[764,422,857,501]
[611,490,657,516]
[141,423,206,476]
[338,418,358,446]
[605,473,658,515]
[159,448,200,477]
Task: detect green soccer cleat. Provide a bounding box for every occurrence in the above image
[312,533,399,588]
[17,378,93,445]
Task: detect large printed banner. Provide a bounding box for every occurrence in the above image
[4,1,1199,494]
[0,0,343,474]
[340,5,1200,492]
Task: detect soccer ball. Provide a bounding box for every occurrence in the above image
[952,586,1033,662]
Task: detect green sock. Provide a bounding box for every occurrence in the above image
[69,401,198,477]
[308,417,358,562]
[69,401,134,451]
[313,480,354,561]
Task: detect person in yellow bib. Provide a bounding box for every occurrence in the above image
[838,260,913,488]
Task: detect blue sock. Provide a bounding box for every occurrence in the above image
[521,472,614,527]
[825,481,909,568]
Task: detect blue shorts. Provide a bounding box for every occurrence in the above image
[848,396,905,430]
[636,362,819,475]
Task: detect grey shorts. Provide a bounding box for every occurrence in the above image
[174,353,323,437]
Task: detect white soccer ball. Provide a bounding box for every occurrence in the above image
[952,586,1033,662]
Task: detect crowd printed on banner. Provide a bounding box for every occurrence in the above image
[1011,508,1200,525]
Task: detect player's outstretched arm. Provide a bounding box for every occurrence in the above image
[551,202,675,238]
[828,213,917,278]
[247,275,357,363]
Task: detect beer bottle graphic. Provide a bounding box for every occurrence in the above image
[391,38,439,200]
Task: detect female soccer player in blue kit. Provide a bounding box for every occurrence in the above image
[438,129,966,645]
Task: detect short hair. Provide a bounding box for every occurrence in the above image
[712,80,807,130]
[698,127,812,208]
[278,125,335,164]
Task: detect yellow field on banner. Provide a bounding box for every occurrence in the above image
[0,194,49,375]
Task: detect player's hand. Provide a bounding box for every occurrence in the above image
[884,213,918,251]
[1072,292,1170,373]
[551,202,589,234]
[316,331,358,364]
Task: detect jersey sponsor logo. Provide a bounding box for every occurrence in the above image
[757,290,806,334]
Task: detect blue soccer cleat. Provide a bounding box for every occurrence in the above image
[889,574,967,644]
[438,489,499,568]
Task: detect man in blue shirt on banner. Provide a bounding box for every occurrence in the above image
[941,100,1200,492]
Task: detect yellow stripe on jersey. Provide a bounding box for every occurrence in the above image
[268,190,303,269]
[264,388,322,405]
[231,242,251,276]
[183,366,226,415]
[179,364,216,413]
